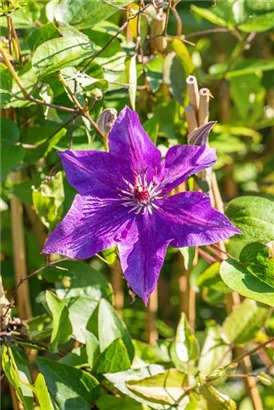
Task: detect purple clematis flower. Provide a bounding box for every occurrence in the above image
[42,106,240,304]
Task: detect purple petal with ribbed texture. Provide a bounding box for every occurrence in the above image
[160,145,216,193]
[58,150,132,198]
[108,106,161,179]
[118,214,170,304]
[154,191,241,247]
[42,194,133,259]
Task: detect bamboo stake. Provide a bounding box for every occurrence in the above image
[151,11,167,53]
[186,75,200,115]
[146,287,158,343]
[10,172,32,320]
[180,76,201,330]
[111,260,124,312]
[185,105,198,134]
[198,88,210,126]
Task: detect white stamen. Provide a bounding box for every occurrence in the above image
[119,171,164,215]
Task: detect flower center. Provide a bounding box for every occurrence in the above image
[134,184,150,202]
[118,172,163,215]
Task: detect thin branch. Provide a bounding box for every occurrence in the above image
[185,28,231,39]
[229,337,274,367]
[81,4,150,72]
[171,0,182,38]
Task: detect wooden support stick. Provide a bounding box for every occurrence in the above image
[186,75,200,115]
[111,260,124,312]
[198,88,210,126]
[10,173,32,321]
[185,105,198,134]
[151,11,167,53]
[147,287,158,344]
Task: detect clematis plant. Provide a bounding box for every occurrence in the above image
[43,107,240,304]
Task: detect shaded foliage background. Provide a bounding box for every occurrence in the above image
[0,1,274,409]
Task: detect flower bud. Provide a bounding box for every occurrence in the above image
[188,121,216,146]
[97,108,117,137]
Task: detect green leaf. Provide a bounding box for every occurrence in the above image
[7,66,38,108]
[133,340,170,364]
[98,299,134,360]
[32,36,96,78]
[84,330,100,369]
[191,5,228,27]
[2,346,33,410]
[60,67,108,105]
[32,171,64,230]
[105,365,172,409]
[46,290,72,352]
[238,11,274,32]
[46,0,131,29]
[127,369,188,406]
[96,395,142,410]
[220,262,274,306]
[170,313,199,372]
[0,63,12,107]
[245,0,274,12]
[198,321,232,378]
[143,116,159,144]
[102,246,117,266]
[221,298,269,345]
[240,242,274,288]
[0,118,24,175]
[170,39,195,77]
[257,372,274,387]
[94,338,131,374]
[65,296,98,344]
[28,22,59,51]
[163,39,194,105]
[32,373,55,410]
[199,379,237,410]
[36,357,100,410]
[230,73,264,121]
[43,260,113,302]
[146,56,163,93]
[209,59,274,80]
[126,54,137,111]
[225,195,274,243]
[179,247,196,270]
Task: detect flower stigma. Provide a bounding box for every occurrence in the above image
[118,172,163,215]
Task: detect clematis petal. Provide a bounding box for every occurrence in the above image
[58,150,131,198]
[42,194,133,259]
[160,145,216,193]
[155,191,241,247]
[108,106,161,178]
[118,214,170,305]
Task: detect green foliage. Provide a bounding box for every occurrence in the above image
[1,0,273,409]
[221,298,269,345]
[46,290,72,352]
[32,171,64,230]
[32,35,97,78]
[220,242,274,306]
[1,118,24,176]
[226,196,274,243]
[36,357,100,410]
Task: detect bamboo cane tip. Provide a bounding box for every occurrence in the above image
[200,87,214,99]
[200,88,209,96]
[186,75,197,85]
